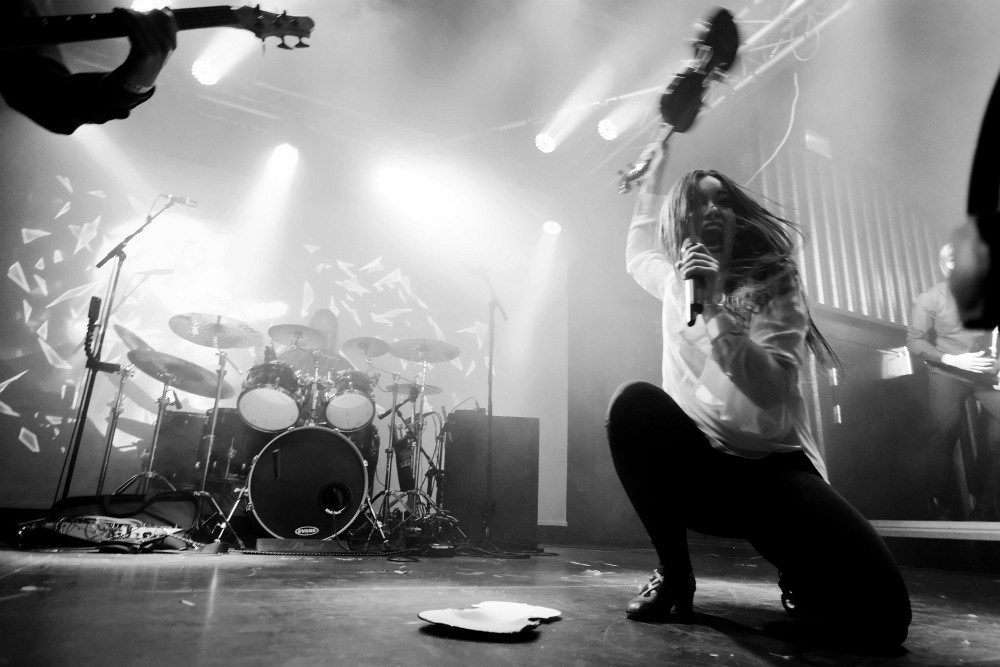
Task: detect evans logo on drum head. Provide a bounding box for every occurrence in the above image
[295,526,320,536]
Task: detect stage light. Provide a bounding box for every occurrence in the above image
[542,220,562,235]
[130,0,157,10]
[273,143,300,168]
[372,155,517,269]
[597,119,619,141]
[191,59,221,86]
[190,30,259,87]
[535,133,556,154]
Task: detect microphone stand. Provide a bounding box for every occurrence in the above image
[480,275,508,545]
[54,197,176,504]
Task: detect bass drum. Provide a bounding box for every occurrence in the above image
[247,426,368,539]
[237,362,301,432]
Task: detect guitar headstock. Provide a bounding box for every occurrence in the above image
[232,5,315,48]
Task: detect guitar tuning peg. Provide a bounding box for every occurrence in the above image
[295,38,309,49]
[277,37,292,50]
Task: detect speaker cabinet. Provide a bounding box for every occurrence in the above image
[443,413,539,550]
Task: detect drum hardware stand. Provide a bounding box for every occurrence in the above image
[191,343,247,549]
[373,373,406,530]
[56,196,177,504]
[305,349,324,425]
[96,363,134,495]
[114,380,179,496]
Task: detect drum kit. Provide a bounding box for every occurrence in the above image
[106,311,463,548]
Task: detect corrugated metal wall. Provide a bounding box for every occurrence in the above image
[756,144,945,326]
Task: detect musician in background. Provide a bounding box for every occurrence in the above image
[0,1,177,134]
[607,138,910,651]
[906,243,1000,520]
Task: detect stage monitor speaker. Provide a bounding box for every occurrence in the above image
[443,413,539,550]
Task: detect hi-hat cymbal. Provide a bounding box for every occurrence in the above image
[383,382,441,396]
[127,349,234,399]
[342,336,389,358]
[169,313,262,349]
[268,323,328,350]
[114,324,153,352]
[389,338,460,363]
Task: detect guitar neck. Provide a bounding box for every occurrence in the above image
[4,6,244,50]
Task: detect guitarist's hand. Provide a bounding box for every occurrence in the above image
[111,8,177,93]
[941,351,995,374]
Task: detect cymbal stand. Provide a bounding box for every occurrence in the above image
[373,373,403,528]
[192,345,246,549]
[114,380,177,495]
[198,343,229,492]
[96,362,134,495]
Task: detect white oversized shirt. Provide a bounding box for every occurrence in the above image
[625,191,828,480]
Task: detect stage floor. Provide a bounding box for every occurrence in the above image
[1,538,998,666]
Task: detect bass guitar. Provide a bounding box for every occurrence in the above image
[1,5,314,50]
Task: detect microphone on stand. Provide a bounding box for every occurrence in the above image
[164,194,198,207]
[171,390,183,410]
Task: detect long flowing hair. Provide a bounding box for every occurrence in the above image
[658,169,837,365]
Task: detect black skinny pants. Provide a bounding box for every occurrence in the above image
[923,369,1000,502]
[607,381,911,646]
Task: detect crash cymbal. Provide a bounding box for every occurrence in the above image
[127,349,234,399]
[342,336,390,358]
[384,382,441,396]
[114,417,154,441]
[388,338,460,363]
[268,323,328,350]
[169,313,262,349]
[114,324,153,351]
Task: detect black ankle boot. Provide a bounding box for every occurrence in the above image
[626,568,696,620]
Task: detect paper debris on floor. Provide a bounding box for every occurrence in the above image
[418,601,561,633]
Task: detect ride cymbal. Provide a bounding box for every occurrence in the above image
[169,313,262,349]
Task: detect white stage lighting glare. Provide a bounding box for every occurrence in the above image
[274,143,300,165]
[542,220,562,235]
[191,59,221,86]
[534,133,556,154]
[131,0,157,10]
[597,119,619,141]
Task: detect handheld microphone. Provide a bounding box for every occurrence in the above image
[164,194,198,207]
[684,278,703,327]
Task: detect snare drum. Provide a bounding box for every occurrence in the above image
[323,370,375,431]
[247,426,368,539]
[237,362,301,432]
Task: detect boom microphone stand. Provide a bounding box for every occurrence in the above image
[479,275,507,545]
[55,196,180,504]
